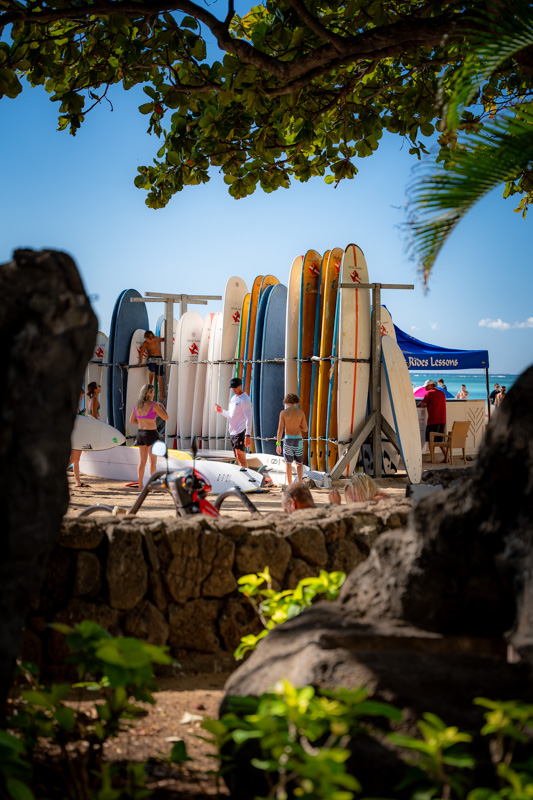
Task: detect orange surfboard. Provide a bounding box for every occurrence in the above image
[297,250,321,464]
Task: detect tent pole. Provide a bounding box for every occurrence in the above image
[486,367,491,421]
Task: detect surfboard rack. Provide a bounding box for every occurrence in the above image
[328,282,413,481]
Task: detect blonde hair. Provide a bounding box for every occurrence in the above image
[136,383,155,410]
[345,473,380,503]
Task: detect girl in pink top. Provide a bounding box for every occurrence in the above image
[129,384,168,491]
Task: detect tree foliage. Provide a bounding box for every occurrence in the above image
[1,0,533,208]
[407,0,533,281]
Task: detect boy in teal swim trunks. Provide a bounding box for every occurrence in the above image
[276,393,308,485]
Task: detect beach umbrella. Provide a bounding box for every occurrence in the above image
[413,385,453,399]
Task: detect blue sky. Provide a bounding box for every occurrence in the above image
[1,66,531,374]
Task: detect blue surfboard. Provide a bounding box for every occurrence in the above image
[325,295,341,473]
[106,290,127,427]
[260,284,287,456]
[251,284,274,453]
[111,289,149,435]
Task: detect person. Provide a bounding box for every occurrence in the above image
[437,378,447,391]
[490,383,500,404]
[329,473,391,505]
[456,384,469,399]
[129,384,168,491]
[275,393,308,484]
[69,389,90,488]
[139,330,165,399]
[215,377,252,468]
[86,381,101,419]
[419,379,447,459]
[281,481,316,514]
[496,385,507,405]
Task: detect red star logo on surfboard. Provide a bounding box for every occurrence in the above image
[380,324,388,337]
[350,269,362,284]
[233,311,240,323]
[189,342,199,355]
[308,262,320,277]
[95,346,104,358]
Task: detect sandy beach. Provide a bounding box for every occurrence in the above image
[65,455,473,521]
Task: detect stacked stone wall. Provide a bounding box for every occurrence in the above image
[22,502,410,675]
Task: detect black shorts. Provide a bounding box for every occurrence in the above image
[147,357,164,377]
[135,429,160,448]
[426,422,445,442]
[230,431,246,453]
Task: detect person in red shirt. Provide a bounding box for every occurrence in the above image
[419,379,447,458]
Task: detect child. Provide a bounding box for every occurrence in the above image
[276,393,308,485]
[329,473,391,504]
[139,330,165,398]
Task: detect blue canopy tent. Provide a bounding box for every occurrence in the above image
[393,324,491,412]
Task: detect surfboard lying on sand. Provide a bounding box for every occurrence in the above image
[79,446,265,493]
[72,415,125,451]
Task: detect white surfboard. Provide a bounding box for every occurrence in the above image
[193,313,215,449]
[285,255,303,396]
[381,334,422,484]
[209,312,223,450]
[85,331,108,422]
[246,452,325,487]
[125,328,150,439]
[79,446,265,493]
[178,311,203,450]
[216,277,249,450]
[337,244,371,474]
[72,415,125,451]
[165,320,181,447]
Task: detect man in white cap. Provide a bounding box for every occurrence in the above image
[419,379,447,458]
[215,377,252,468]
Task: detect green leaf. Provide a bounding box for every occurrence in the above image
[169,740,192,763]
[5,778,35,800]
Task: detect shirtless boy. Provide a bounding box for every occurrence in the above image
[139,331,165,398]
[276,393,308,484]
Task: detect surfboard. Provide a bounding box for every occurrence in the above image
[381,333,422,484]
[216,276,249,450]
[72,415,125,451]
[166,316,182,448]
[325,296,340,473]
[85,331,108,422]
[208,312,223,450]
[316,248,342,472]
[285,255,303,397]
[308,250,329,471]
[337,244,371,475]
[178,311,203,450]
[79,446,265,493]
[297,249,321,463]
[243,276,264,395]
[155,315,164,336]
[251,284,274,453]
[193,312,215,449]
[235,292,250,381]
[106,290,126,427]
[260,284,287,455]
[124,329,150,440]
[110,290,149,436]
[361,305,401,477]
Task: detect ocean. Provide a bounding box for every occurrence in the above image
[409,372,518,400]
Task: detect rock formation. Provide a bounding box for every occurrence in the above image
[0,249,97,715]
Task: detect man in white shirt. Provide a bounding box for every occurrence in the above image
[215,377,252,468]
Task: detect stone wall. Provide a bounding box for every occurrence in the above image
[22,502,411,676]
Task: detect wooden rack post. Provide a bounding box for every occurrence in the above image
[328,283,413,481]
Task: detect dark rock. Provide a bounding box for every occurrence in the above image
[48,599,122,669]
[326,539,367,574]
[168,599,221,653]
[58,520,104,550]
[218,597,263,653]
[285,526,328,566]
[38,546,75,617]
[106,528,148,610]
[74,551,102,598]
[149,571,168,612]
[124,599,169,646]
[235,533,292,583]
[143,529,161,571]
[0,249,96,712]
[165,528,235,603]
[284,558,320,589]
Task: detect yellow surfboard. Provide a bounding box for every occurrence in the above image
[297,250,321,464]
[316,247,343,473]
[235,292,250,380]
[308,250,329,471]
[243,276,264,396]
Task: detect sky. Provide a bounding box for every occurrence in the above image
[1,40,532,374]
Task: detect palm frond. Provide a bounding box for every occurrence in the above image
[446,0,533,129]
[408,105,533,283]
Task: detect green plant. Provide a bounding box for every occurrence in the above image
[234,567,346,660]
[202,679,401,800]
[5,620,172,800]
